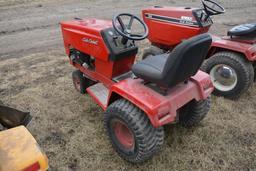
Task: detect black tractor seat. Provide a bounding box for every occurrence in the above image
[132,33,212,88]
[227,23,256,37]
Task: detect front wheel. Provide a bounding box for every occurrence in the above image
[201,51,254,99]
[72,70,95,94]
[104,99,164,163]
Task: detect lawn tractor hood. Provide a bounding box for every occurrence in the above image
[142,6,213,49]
[60,19,112,59]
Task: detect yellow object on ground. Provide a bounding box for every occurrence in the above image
[0,126,48,171]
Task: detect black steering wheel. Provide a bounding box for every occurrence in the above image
[202,0,225,16]
[112,13,149,41]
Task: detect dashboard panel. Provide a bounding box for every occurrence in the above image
[193,9,213,27]
[101,28,138,61]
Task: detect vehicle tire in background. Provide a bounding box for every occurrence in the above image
[142,46,164,59]
[201,51,254,99]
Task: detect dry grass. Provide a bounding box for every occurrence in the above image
[0,0,255,169]
[0,49,255,170]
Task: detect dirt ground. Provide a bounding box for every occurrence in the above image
[0,0,256,170]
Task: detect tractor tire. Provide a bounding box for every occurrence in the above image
[179,96,211,127]
[104,99,164,163]
[72,70,94,94]
[201,51,254,99]
[142,46,164,59]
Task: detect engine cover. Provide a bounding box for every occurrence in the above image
[142,6,212,49]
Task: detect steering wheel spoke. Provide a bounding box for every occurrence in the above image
[127,16,134,30]
[117,16,126,31]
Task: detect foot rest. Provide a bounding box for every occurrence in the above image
[87,83,109,109]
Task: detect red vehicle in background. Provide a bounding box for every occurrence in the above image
[142,0,256,99]
[60,11,213,162]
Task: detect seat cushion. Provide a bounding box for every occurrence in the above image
[228,23,256,37]
[132,54,168,83]
[132,33,212,88]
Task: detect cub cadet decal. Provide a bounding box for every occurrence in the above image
[145,13,198,27]
[82,38,98,45]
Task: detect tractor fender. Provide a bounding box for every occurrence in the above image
[107,79,164,127]
[209,36,256,61]
[107,72,213,128]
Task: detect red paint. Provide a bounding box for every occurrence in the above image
[86,87,108,110]
[23,162,40,171]
[210,35,256,61]
[61,19,136,83]
[73,62,114,88]
[141,6,256,62]
[142,6,211,50]
[61,19,111,61]
[61,18,213,128]
[107,71,213,127]
[95,55,135,79]
[112,120,134,149]
[222,36,256,44]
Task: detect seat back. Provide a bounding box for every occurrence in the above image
[161,33,212,88]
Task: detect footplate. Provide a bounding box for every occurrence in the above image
[87,83,109,109]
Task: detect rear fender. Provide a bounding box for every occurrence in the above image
[106,71,213,127]
[210,36,256,61]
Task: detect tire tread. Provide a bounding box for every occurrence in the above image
[104,99,164,163]
[201,51,254,99]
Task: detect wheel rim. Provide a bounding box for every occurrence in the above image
[74,77,81,91]
[210,64,238,92]
[111,119,135,150]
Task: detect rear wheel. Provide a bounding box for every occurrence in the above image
[142,46,164,59]
[72,70,94,94]
[201,51,254,99]
[104,99,164,163]
[179,96,211,127]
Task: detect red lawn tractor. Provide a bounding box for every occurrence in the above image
[60,13,213,163]
[142,0,256,99]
